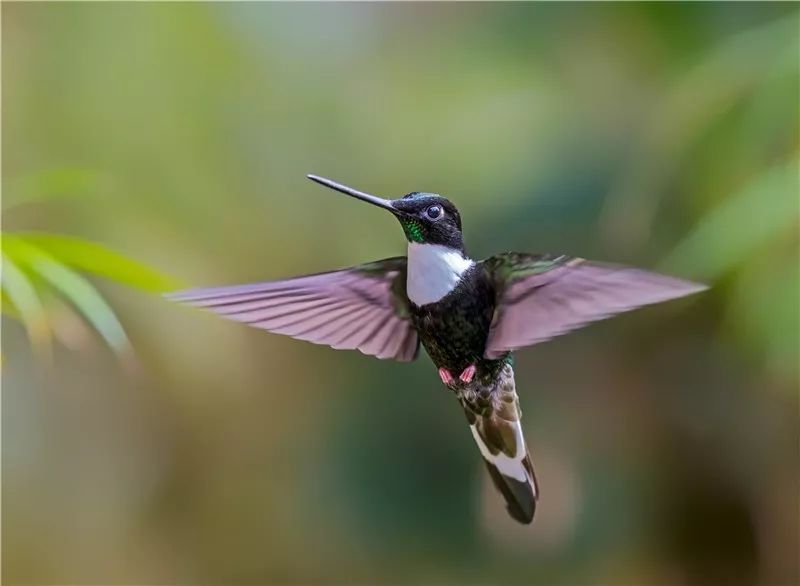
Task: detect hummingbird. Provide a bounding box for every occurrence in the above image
[168,175,706,525]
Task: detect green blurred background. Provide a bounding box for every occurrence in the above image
[3,3,798,585]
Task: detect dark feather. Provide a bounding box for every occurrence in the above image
[483,457,537,524]
[460,364,538,524]
[167,257,419,361]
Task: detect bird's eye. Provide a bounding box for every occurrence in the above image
[425,205,443,220]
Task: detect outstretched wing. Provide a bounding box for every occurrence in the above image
[166,257,419,361]
[482,253,707,359]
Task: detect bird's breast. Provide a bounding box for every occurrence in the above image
[409,264,499,373]
[406,242,474,306]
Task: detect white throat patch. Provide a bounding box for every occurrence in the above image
[406,243,473,306]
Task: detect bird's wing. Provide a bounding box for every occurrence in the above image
[481,253,707,359]
[167,257,419,361]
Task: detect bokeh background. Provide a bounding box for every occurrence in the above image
[3,3,798,585]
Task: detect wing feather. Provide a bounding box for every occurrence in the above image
[279,302,369,339]
[484,254,706,358]
[330,307,386,349]
[370,315,406,359]
[396,327,420,362]
[167,258,419,361]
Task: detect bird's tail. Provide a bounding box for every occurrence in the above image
[480,439,537,524]
[460,364,538,524]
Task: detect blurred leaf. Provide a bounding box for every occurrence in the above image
[2,167,110,210]
[2,237,131,354]
[727,254,799,385]
[0,290,19,318]
[600,13,798,250]
[663,159,799,387]
[2,226,178,361]
[661,160,799,278]
[1,254,52,359]
[7,232,181,292]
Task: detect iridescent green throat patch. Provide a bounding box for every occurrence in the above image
[402,219,425,243]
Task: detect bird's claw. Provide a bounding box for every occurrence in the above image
[438,367,455,386]
[439,365,477,387]
[459,364,476,384]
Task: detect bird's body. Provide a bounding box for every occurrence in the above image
[168,175,706,525]
[406,246,537,522]
[409,258,498,376]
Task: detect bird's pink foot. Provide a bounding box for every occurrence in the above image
[459,364,477,384]
[438,367,455,386]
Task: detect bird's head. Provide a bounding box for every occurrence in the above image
[308,175,464,251]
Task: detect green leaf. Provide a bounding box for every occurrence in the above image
[661,160,799,279]
[600,15,798,250]
[2,167,110,210]
[726,254,799,385]
[3,238,131,354]
[4,232,181,293]
[1,254,52,357]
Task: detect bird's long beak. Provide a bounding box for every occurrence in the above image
[307,174,396,213]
